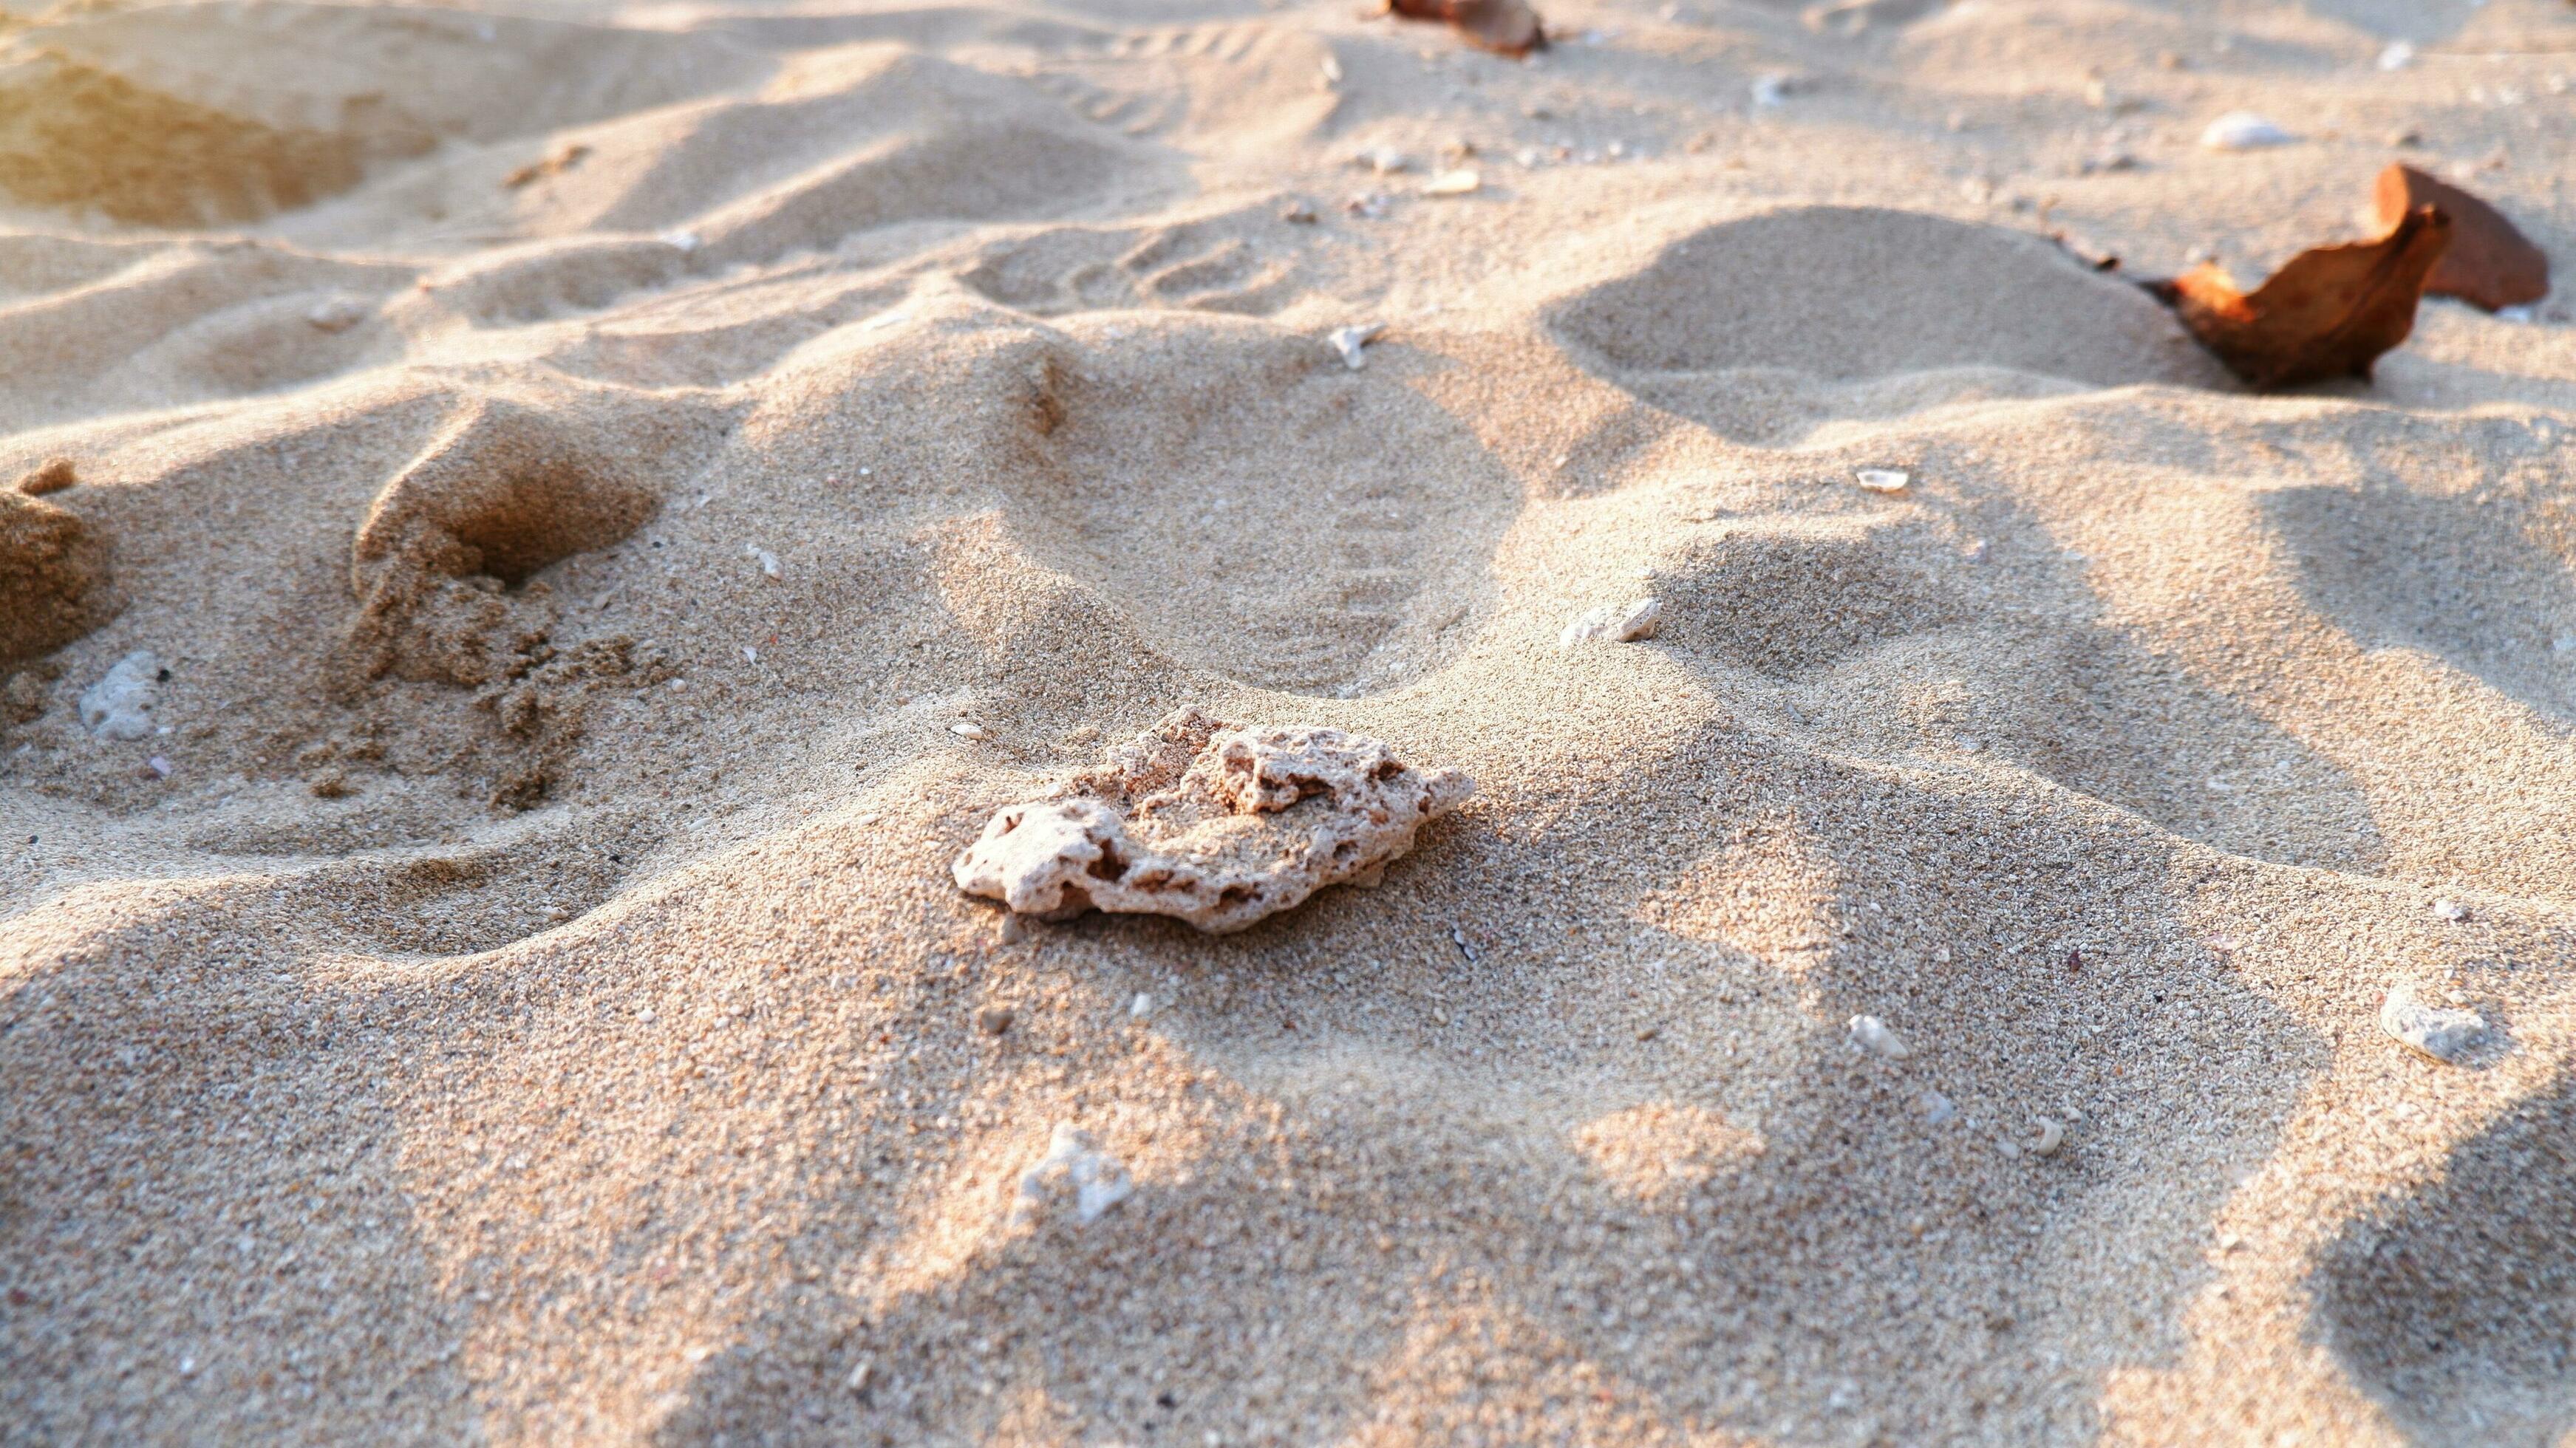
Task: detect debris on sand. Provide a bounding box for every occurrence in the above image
[1015,1122,1133,1225]
[2145,205,2450,389]
[1854,468,1910,494]
[1383,0,1544,58]
[78,651,161,740]
[953,707,1471,933]
[2372,163,2550,313]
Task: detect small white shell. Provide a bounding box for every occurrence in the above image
[1560,598,1663,648]
[2201,112,2296,151]
[1848,1014,1911,1060]
[1854,468,1910,494]
[950,722,991,740]
[2431,898,2470,922]
[2379,982,2484,1065]
[1424,168,1482,197]
[2031,1116,2064,1156]
[1328,323,1385,371]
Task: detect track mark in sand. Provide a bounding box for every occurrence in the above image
[338,394,716,808]
[1654,516,1966,680]
[959,212,1299,315]
[998,319,1517,696]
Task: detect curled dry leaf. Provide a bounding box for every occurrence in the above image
[2146,205,2451,390]
[2372,163,2549,313]
[1383,0,1545,57]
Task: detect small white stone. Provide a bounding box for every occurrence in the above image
[1922,1090,1957,1126]
[951,722,991,740]
[2201,112,2296,151]
[743,645,758,664]
[1854,468,1910,494]
[2379,981,2485,1065]
[2432,898,2470,922]
[1318,55,1343,84]
[1015,1122,1132,1224]
[661,228,701,253]
[1130,992,1153,1019]
[2031,1116,2064,1156]
[147,756,171,779]
[79,652,161,741]
[305,296,368,332]
[1751,72,1799,107]
[1423,168,1481,197]
[1352,146,1408,174]
[1848,1014,1911,1060]
[2376,40,2415,72]
[845,1359,876,1394]
[1560,598,1663,647]
[746,544,780,578]
[1329,323,1385,370]
[2495,305,2538,324]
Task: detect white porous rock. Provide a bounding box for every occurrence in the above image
[2379,982,2485,1065]
[1561,598,1663,648]
[953,708,1472,933]
[78,652,161,740]
[1015,1122,1133,1225]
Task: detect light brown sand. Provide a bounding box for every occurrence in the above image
[2,0,2574,1443]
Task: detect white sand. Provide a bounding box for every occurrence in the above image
[2,0,2574,1442]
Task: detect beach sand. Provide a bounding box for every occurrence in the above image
[2,0,2574,1441]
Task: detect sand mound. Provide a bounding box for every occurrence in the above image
[0,52,364,226]
[4,2,2575,1444]
[0,475,112,670]
[1551,206,2224,388]
[521,46,1157,266]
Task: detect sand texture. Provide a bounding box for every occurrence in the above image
[2,0,2575,1443]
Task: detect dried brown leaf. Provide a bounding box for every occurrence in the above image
[2146,205,2451,390]
[2372,163,2549,313]
[1385,0,1545,56]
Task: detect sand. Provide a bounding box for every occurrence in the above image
[1,0,2572,1442]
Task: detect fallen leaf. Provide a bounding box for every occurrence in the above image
[2145,205,2452,389]
[2372,163,2549,313]
[1384,0,1545,57]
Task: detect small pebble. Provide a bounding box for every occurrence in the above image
[1328,322,1385,370]
[845,1359,876,1394]
[305,296,369,333]
[746,544,780,578]
[2376,40,2414,72]
[1129,992,1152,1020]
[146,756,171,779]
[2432,898,2470,922]
[1352,145,1408,174]
[1848,1014,1911,1060]
[2379,981,2485,1065]
[951,722,990,740]
[1854,468,1909,494]
[977,1004,1015,1036]
[2201,112,2295,151]
[2031,1116,2064,1156]
[1922,1090,1957,1126]
[1280,199,1318,223]
[1423,168,1481,197]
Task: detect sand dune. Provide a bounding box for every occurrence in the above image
[2,0,2573,1443]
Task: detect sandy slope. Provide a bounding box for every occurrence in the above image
[1,0,2573,1442]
